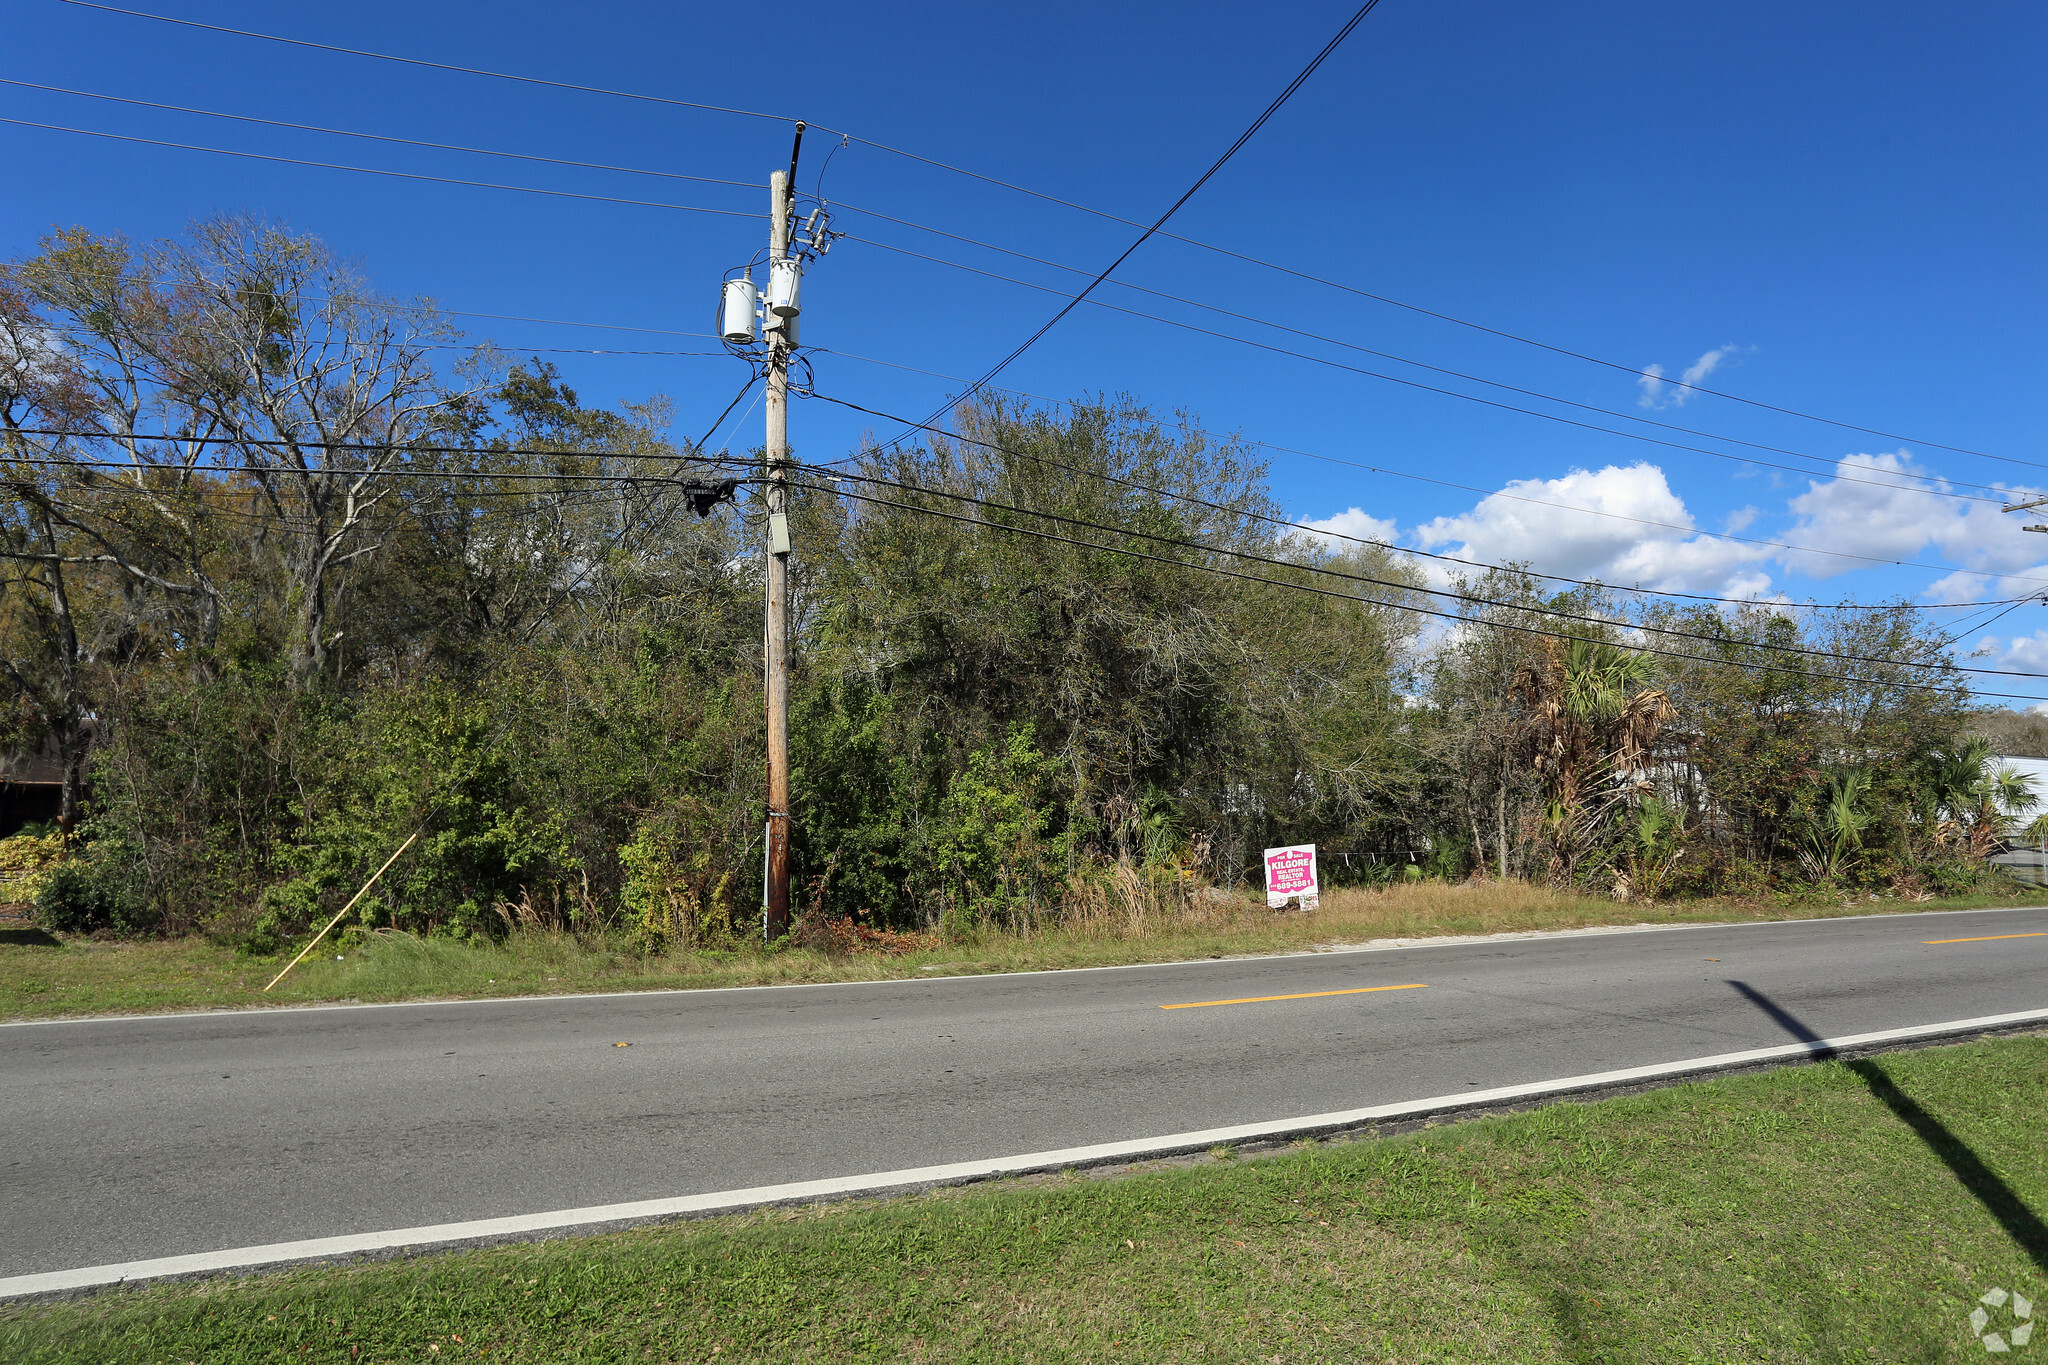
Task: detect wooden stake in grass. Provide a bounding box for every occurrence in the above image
[263,829,422,992]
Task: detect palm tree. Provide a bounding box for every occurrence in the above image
[1970,763,2039,857]
[1515,638,1673,886]
[1623,793,1687,900]
[1801,768,1873,881]
[1918,738,2039,856]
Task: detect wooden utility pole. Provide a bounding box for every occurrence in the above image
[763,160,795,939]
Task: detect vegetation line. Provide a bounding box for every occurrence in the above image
[1,214,2039,962]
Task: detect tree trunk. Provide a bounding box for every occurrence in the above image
[1495,777,1509,879]
[42,540,89,839]
[53,716,91,839]
[288,540,330,689]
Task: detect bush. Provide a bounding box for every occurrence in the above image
[0,831,67,907]
[34,844,152,935]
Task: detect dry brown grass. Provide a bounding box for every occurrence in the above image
[1,875,2030,1020]
[1031,869,1692,951]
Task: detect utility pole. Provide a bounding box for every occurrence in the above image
[762,127,803,939]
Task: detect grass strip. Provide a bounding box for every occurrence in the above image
[0,880,2036,1022]
[5,1034,2046,1362]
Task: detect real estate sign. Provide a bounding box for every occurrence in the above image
[1263,843,1319,910]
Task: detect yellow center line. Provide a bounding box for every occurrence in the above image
[1922,932,2048,945]
[1161,984,1430,1011]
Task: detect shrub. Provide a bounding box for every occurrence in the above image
[34,842,152,935]
[0,831,67,908]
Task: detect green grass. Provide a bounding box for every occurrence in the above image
[6,1034,2046,1362]
[0,879,2037,1021]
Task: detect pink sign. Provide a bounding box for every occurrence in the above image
[1263,843,1319,909]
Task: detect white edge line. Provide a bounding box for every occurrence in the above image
[7,902,2046,1030]
[7,1004,2045,1300]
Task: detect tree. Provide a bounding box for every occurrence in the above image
[1422,570,1559,879]
[156,216,493,687]
[1800,768,1874,881]
[13,217,495,689]
[1514,636,1672,886]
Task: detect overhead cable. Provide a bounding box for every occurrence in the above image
[892,0,1388,444]
[59,0,2000,462]
[0,79,764,190]
[826,172,2009,466]
[0,119,763,219]
[55,1,811,129]
[801,392,2024,611]
[806,391,2048,592]
[811,464,2048,678]
[847,235,2017,506]
[829,217,2048,482]
[801,480,2044,702]
[14,68,2010,489]
[4,426,740,466]
[1,450,745,486]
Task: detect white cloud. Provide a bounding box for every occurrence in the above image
[1780,452,2046,579]
[1678,346,1735,395]
[1919,563,2048,605]
[1972,630,2048,676]
[1301,451,2048,611]
[1918,569,1994,605]
[1410,462,1771,596]
[1296,506,1401,550]
[1639,345,1746,408]
[1636,363,1666,409]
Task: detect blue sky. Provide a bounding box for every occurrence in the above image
[7,0,2047,685]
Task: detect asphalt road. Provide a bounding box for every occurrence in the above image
[5,905,2046,1279]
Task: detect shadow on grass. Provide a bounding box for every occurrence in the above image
[1729,978,2048,1279]
[0,926,60,947]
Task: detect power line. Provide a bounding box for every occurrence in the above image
[896,0,1387,444]
[17,66,2013,494]
[807,390,2048,596]
[20,267,732,341]
[55,1,813,130]
[1938,595,2038,648]
[846,234,2018,506]
[805,464,2048,681]
[802,479,2043,702]
[12,442,2031,688]
[0,119,764,220]
[4,426,740,466]
[0,79,764,191]
[255,324,2020,588]
[14,230,2025,588]
[693,376,763,453]
[1,451,745,487]
[827,161,2011,469]
[828,217,2048,485]
[1,470,750,550]
[19,444,2032,687]
[61,0,2004,464]
[19,264,2037,590]
[288,316,2011,573]
[428,344,727,357]
[40,397,2022,615]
